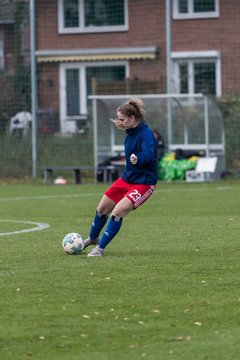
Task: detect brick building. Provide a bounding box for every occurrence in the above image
[35,0,240,133]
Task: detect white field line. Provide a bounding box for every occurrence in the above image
[0,220,50,236]
[0,185,233,236]
[0,193,96,236]
[0,193,97,202]
[0,185,234,204]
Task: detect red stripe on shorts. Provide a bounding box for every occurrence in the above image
[133,185,155,208]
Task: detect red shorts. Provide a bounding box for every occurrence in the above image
[104,178,156,209]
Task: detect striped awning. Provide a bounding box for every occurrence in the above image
[36,47,158,63]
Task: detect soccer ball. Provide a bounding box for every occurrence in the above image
[62,232,84,255]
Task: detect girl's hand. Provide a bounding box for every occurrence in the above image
[130,154,138,165]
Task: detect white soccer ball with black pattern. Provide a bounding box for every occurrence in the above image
[62,232,84,255]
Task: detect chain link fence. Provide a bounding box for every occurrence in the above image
[0,1,239,180]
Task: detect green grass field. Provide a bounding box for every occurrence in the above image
[0,180,240,360]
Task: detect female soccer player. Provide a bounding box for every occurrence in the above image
[84,97,158,256]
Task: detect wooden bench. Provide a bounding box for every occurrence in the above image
[42,165,118,185]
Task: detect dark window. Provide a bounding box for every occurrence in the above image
[86,66,125,98]
[194,0,215,13]
[179,63,189,93]
[66,69,79,116]
[194,63,216,94]
[64,0,79,28]
[179,0,188,13]
[84,0,125,27]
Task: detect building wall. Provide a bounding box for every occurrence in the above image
[0,24,14,73]
[36,0,165,85]
[172,0,240,95]
[37,1,164,49]
[38,63,59,111]
[36,0,240,97]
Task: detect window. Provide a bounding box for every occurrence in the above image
[194,62,216,94]
[172,51,221,96]
[173,0,219,19]
[64,0,79,28]
[64,65,126,116]
[66,69,80,116]
[194,0,215,12]
[85,0,125,27]
[86,66,125,103]
[179,63,189,93]
[58,0,128,33]
[59,62,127,132]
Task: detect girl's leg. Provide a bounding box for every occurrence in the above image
[87,183,156,256]
[89,195,115,240]
[88,197,134,255]
[83,195,115,249]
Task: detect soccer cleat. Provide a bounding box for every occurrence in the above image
[83,237,99,250]
[87,245,104,257]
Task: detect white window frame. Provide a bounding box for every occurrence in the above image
[172,51,221,96]
[58,0,128,34]
[173,0,219,20]
[0,31,4,70]
[59,61,129,133]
